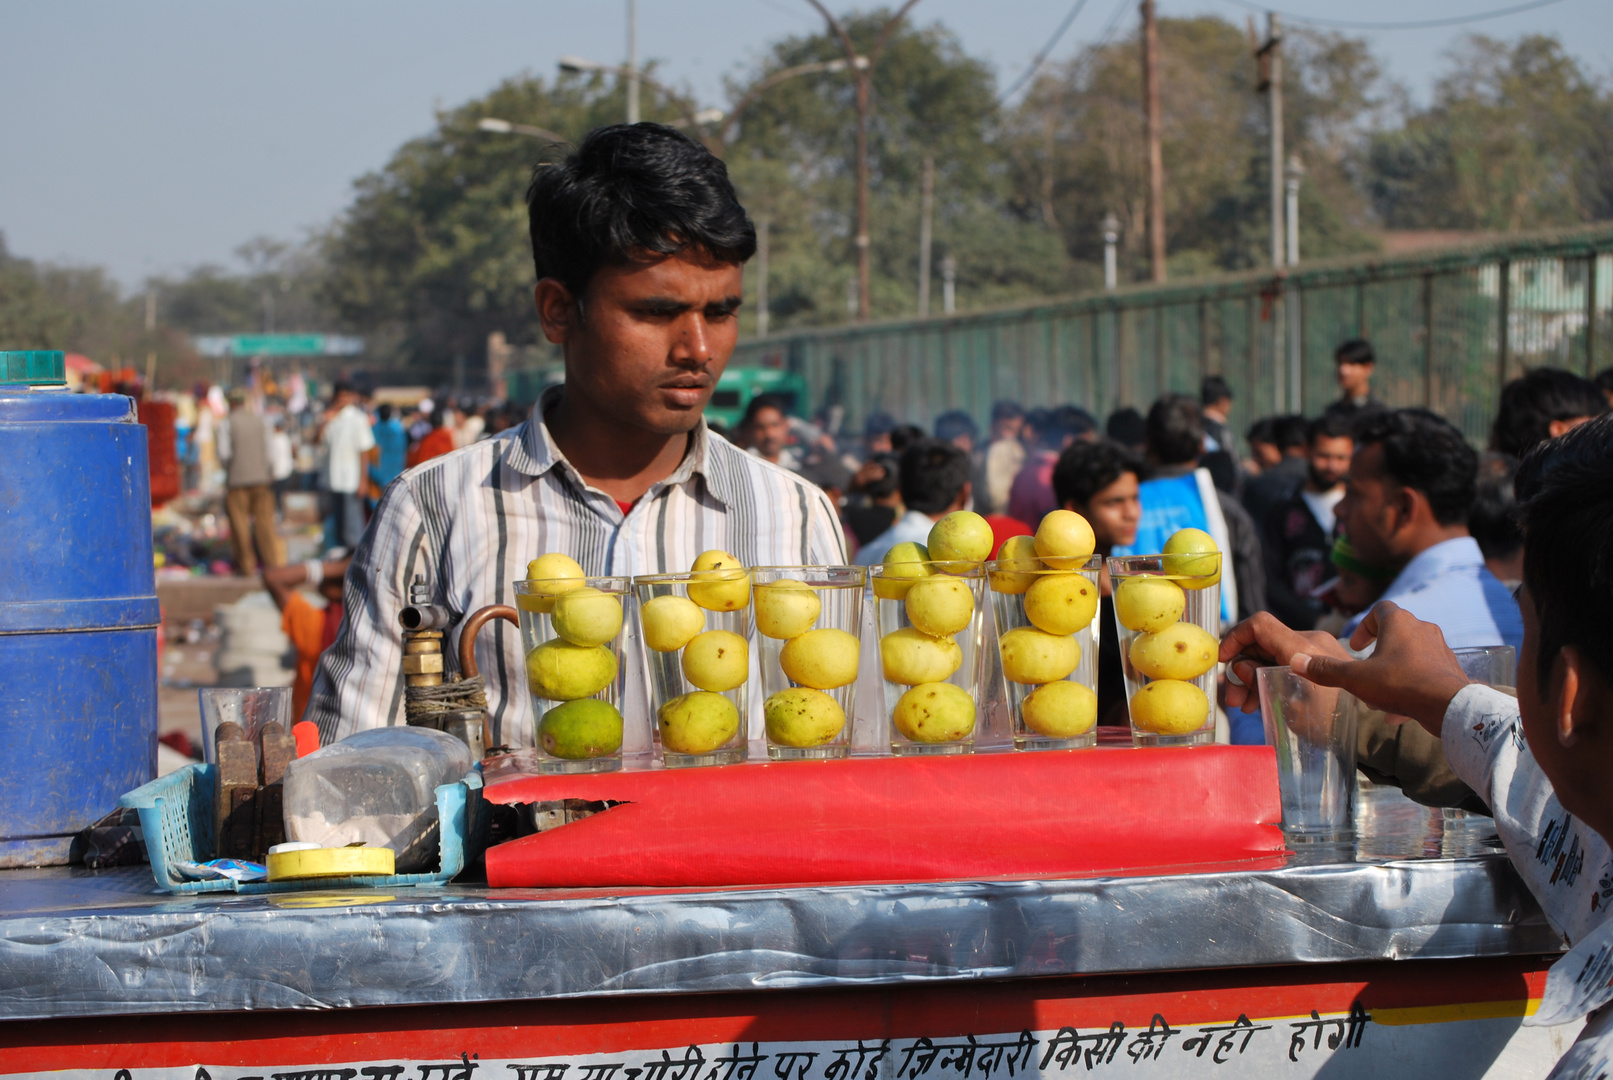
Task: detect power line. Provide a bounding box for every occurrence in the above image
[1214,0,1567,32]
[1003,0,1133,104]
[1000,0,1093,102]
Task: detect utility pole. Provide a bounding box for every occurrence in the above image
[918,156,935,316]
[1140,0,1166,284]
[1102,213,1120,292]
[144,289,157,390]
[626,0,640,124]
[1285,154,1303,267]
[806,0,924,321]
[1258,13,1284,271]
[755,215,771,338]
[941,254,956,315]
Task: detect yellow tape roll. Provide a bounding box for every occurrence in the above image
[266,846,395,881]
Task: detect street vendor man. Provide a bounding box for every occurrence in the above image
[305,123,846,746]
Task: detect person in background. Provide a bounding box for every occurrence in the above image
[1199,375,1234,454]
[1104,407,1147,456]
[1125,393,1266,622]
[981,400,1026,515]
[1244,417,1281,474]
[1323,338,1386,427]
[857,438,971,565]
[267,411,295,514]
[1339,408,1521,651]
[1470,453,1523,591]
[1596,367,1613,408]
[1052,438,1142,728]
[1240,413,1308,531]
[370,403,408,497]
[407,400,434,443]
[320,380,377,551]
[1310,538,1395,638]
[1262,414,1353,630]
[843,451,902,548]
[888,423,925,455]
[740,393,800,472]
[933,409,977,455]
[1007,409,1067,525]
[407,405,457,468]
[458,403,487,446]
[263,555,352,724]
[218,389,283,575]
[1491,367,1607,460]
[1220,415,1613,1078]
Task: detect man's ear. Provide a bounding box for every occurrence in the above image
[951,481,973,514]
[535,280,579,344]
[1560,645,1606,748]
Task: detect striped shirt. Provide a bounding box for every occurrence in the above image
[305,389,847,747]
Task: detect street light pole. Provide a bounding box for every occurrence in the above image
[1102,213,1120,292]
[918,156,934,317]
[1285,154,1303,267]
[626,0,640,124]
[478,117,569,143]
[804,0,924,322]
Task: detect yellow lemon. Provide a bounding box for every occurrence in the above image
[780,627,861,690]
[1020,680,1098,738]
[892,682,976,743]
[1034,509,1097,569]
[989,534,1043,595]
[873,541,933,600]
[1023,571,1099,636]
[754,579,822,639]
[681,629,749,692]
[549,587,623,647]
[1129,679,1210,735]
[1129,621,1218,682]
[687,549,751,611]
[999,626,1080,685]
[641,594,706,653]
[764,687,846,748]
[1163,528,1221,589]
[880,627,963,685]
[520,553,585,613]
[1113,576,1187,634]
[904,575,974,637]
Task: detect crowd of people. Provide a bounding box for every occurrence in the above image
[725,342,1613,736]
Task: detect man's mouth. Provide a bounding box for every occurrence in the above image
[659,377,711,408]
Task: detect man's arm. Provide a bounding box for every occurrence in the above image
[303,476,433,744]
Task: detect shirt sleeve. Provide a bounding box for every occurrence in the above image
[303,475,434,744]
[1441,684,1613,944]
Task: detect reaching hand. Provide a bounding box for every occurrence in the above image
[1217,612,1353,712]
[1285,602,1471,738]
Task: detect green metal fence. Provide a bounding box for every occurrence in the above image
[730,224,1613,448]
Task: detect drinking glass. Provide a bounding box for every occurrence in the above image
[753,566,865,761]
[633,569,752,767]
[985,555,1103,750]
[514,575,633,773]
[1106,553,1222,747]
[870,561,986,756]
[1257,665,1359,843]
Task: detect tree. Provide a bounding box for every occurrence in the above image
[1366,35,1613,231]
[1005,16,1383,280]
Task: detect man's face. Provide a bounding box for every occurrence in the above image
[993,416,1023,442]
[1336,359,1373,398]
[750,405,789,460]
[1515,585,1586,818]
[949,432,975,454]
[1307,434,1353,490]
[537,249,743,437]
[1251,440,1282,469]
[1337,442,1401,567]
[1074,471,1141,551]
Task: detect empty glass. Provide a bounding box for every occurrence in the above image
[1452,645,1517,690]
[198,686,292,765]
[1257,665,1359,843]
[752,566,865,760]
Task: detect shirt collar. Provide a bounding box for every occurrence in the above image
[502,385,735,508]
[1385,536,1486,594]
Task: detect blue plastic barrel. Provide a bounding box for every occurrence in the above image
[0,351,158,866]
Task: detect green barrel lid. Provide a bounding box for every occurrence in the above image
[0,351,67,386]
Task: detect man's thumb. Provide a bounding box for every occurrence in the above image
[1292,652,1352,688]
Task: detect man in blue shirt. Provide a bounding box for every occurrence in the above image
[369,403,408,497]
[1339,407,1521,651]
[857,438,971,565]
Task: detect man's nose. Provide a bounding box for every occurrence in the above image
[672,313,712,365]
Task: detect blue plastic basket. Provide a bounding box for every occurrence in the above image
[119,762,484,894]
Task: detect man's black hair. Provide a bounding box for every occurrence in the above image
[1517,413,1613,692]
[1247,416,1277,445]
[1335,338,1375,366]
[862,451,901,500]
[1491,367,1608,460]
[1469,453,1522,563]
[889,424,926,454]
[741,392,789,428]
[1105,407,1146,447]
[898,438,971,515]
[1053,404,1097,443]
[332,379,356,397]
[991,400,1025,423]
[1273,414,1309,450]
[526,123,756,299]
[1353,407,1478,526]
[1145,394,1203,466]
[1306,413,1354,445]
[1201,374,1232,407]
[864,411,897,438]
[1053,438,1143,510]
[1595,368,1613,398]
[377,403,394,422]
[934,409,978,444]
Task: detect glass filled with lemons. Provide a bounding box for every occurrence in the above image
[515,554,633,773]
[751,565,866,761]
[633,550,753,767]
[1107,528,1223,747]
[871,512,992,756]
[987,510,1103,750]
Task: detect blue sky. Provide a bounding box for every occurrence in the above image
[1,0,1607,288]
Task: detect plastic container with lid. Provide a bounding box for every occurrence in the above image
[282,727,473,872]
[0,350,159,867]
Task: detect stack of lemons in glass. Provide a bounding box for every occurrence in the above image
[640,549,751,756]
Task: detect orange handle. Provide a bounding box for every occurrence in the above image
[458,604,519,678]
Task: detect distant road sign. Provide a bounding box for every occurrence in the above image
[193,334,364,358]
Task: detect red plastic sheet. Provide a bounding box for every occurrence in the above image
[484,747,1285,888]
